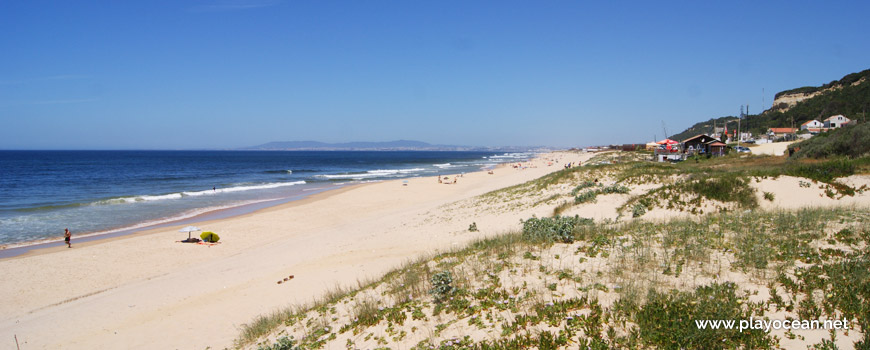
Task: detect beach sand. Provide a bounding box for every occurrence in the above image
[0,152,592,349]
[750,141,796,156]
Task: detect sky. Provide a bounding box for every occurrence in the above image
[1,0,869,150]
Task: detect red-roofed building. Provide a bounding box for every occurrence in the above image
[767,128,796,138]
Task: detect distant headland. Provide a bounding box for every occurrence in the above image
[243,140,547,152]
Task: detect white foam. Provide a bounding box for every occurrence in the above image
[317,168,426,180]
[317,173,376,180]
[184,181,306,196]
[94,181,307,204]
[488,152,534,159]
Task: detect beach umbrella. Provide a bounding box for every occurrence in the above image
[656,139,679,145]
[200,231,220,243]
[179,225,201,240]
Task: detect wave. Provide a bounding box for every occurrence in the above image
[316,168,426,180]
[182,181,306,196]
[14,181,308,211]
[263,169,319,174]
[488,152,535,159]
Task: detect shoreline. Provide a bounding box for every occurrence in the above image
[0,151,588,349]
[0,184,358,260]
[0,153,533,255]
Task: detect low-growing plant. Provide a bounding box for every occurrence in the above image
[570,181,598,196]
[257,336,299,350]
[574,190,598,204]
[633,282,774,349]
[429,270,455,303]
[632,203,646,218]
[521,215,592,243]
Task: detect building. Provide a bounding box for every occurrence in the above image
[801,120,823,130]
[823,115,851,128]
[682,134,725,156]
[767,128,797,138]
[708,142,727,156]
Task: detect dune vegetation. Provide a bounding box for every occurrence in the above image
[241,151,869,350]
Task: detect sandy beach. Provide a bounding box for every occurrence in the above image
[0,152,592,349]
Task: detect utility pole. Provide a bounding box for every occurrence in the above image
[737,105,742,148]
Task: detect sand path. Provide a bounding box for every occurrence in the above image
[0,152,591,349]
[750,141,796,156]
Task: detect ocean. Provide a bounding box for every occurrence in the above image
[0,150,533,248]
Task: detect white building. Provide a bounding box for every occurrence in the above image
[800,120,823,130]
[823,115,851,128]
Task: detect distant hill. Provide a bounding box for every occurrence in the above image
[244,140,539,151]
[671,69,870,141]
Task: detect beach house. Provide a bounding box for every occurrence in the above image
[823,115,851,128]
[682,134,726,156]
[767,128,796,140]
[800,120,823,130]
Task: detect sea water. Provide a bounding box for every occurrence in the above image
[0,150,533,247]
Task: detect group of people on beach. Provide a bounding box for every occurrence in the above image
[436,174,462,184]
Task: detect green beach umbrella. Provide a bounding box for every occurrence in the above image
[200,231,220,243]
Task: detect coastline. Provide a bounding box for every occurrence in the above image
[0,151,587,350]
[1,150,524,253]
[0,184,357,260]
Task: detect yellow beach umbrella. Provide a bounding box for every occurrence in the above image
[200,231,220,243]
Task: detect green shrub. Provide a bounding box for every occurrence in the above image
[570,181,598,196]
[763,192,775,201]
[635,282,773,349]
[789,122,870,159]
[632,203,647,218]
[574,190,598,203]
[521,215,592,243]
[468,222,478,232]
[429,271,455,303]
[784,158,856,183]
[574,183,630,204]
[257,336,299,350]
[682,173,758,208]
[600,184,630,194]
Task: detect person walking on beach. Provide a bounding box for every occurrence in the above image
[64,228,71,248]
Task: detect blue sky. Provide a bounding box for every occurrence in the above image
[1,0,868,149]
